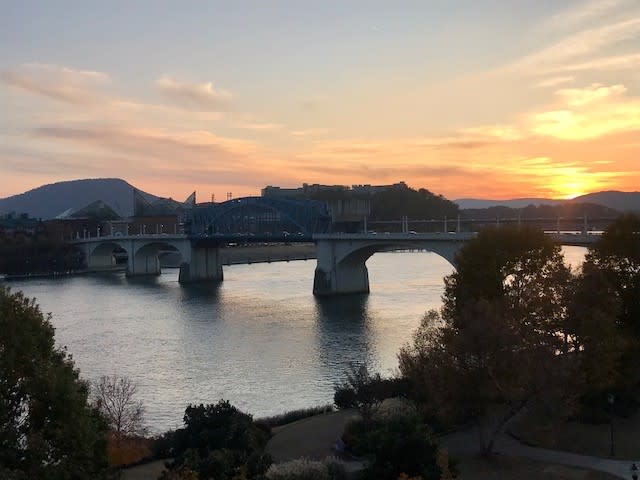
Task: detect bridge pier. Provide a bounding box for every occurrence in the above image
[313,262,370,295]
[313,240,373,295]
[127,251,161,277]
[178,245,223,283]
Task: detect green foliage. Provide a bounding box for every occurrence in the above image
[0,286,109,479]
[575,214,640,410]
[334,364,410,422]
[586,214,640,336]
[368,187,459,222]
[166,400,271,480]
[401,227,582,454]
[333,366,411,413]
[0,236,83,275]
[343,415,442,480]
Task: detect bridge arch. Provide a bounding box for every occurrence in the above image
[313,236,464,295]
[85,240,128,270]
[129,240,191,277]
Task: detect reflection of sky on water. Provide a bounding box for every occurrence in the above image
[9,248,586,431]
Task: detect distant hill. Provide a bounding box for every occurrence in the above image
[456,191,640,212]
[572,191,640,212]
[455,198,564,209]
[0,178,160,219]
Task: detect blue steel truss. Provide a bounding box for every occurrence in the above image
[185,197,331,237]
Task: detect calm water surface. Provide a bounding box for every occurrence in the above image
[9,247,586,432]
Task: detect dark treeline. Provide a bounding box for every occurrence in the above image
[306,185,460,220]
[461,201,619,220]
[0,236,83,275]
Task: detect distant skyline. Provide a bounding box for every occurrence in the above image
[2,0,639,201]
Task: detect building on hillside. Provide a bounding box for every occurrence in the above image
[262,182,409,198]
[351,181,409,195]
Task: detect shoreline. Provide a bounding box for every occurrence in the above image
[1,244,318,281]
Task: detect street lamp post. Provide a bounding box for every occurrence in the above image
[608,393,615,457]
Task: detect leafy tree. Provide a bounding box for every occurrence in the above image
[334,364,411,422]
[166,400,270,480]
[565,262,626,393]
[400,227,576,455]
[580,214,640,406]
[585,214,640,336]
[0,286,109,479]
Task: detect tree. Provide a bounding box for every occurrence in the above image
[581,214,640,398]
[0,286,109,479]
[93,375,146,441]
[400,227,576,455]
[166,400,271,479]
[585,214,640,336]
[334,363,384,423]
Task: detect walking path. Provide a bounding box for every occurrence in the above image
[442,427,635,479]
[267,410,636,478]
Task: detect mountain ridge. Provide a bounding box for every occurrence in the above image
[455,190,640,212]
[0,178,160,219]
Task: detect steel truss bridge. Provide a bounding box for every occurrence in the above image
[184,196,332,242]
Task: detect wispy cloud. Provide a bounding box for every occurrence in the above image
[232,122,284,131]
[547,0,632,30]
[537,76,575,88]
[510,17,640,75]
[0,63,109,104]
[291,128,329,137]
[156,76,232,111]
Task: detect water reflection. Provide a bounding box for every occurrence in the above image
[313,294,376,376]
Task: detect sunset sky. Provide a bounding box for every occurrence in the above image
[1,0,639,201]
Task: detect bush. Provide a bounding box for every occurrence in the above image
[265,457,348,480]
[165,400,271,479]
[343,415,444,480]
[333,364,412,419]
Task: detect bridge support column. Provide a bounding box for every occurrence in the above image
[313,240,370,295]
[127,251,161,277]
[179,245,223,283]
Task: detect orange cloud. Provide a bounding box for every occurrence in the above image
[529,84,640,140]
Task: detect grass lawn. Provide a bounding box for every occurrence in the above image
[457,455,619,480]
[511,410,640,460]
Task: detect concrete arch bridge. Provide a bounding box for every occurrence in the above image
[312,232,598,295]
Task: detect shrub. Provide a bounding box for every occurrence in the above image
[265,457,348,480]
[165,400,271,479]
[334,365,412,414]
[343,414,443,480]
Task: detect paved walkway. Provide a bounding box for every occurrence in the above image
[442,427,635,479]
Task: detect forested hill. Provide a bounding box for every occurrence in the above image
[367,187,459,220]
[305,186,459,220]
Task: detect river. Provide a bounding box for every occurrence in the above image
[6,247,587,432]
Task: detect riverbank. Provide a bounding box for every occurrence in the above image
[1,244,318,280]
